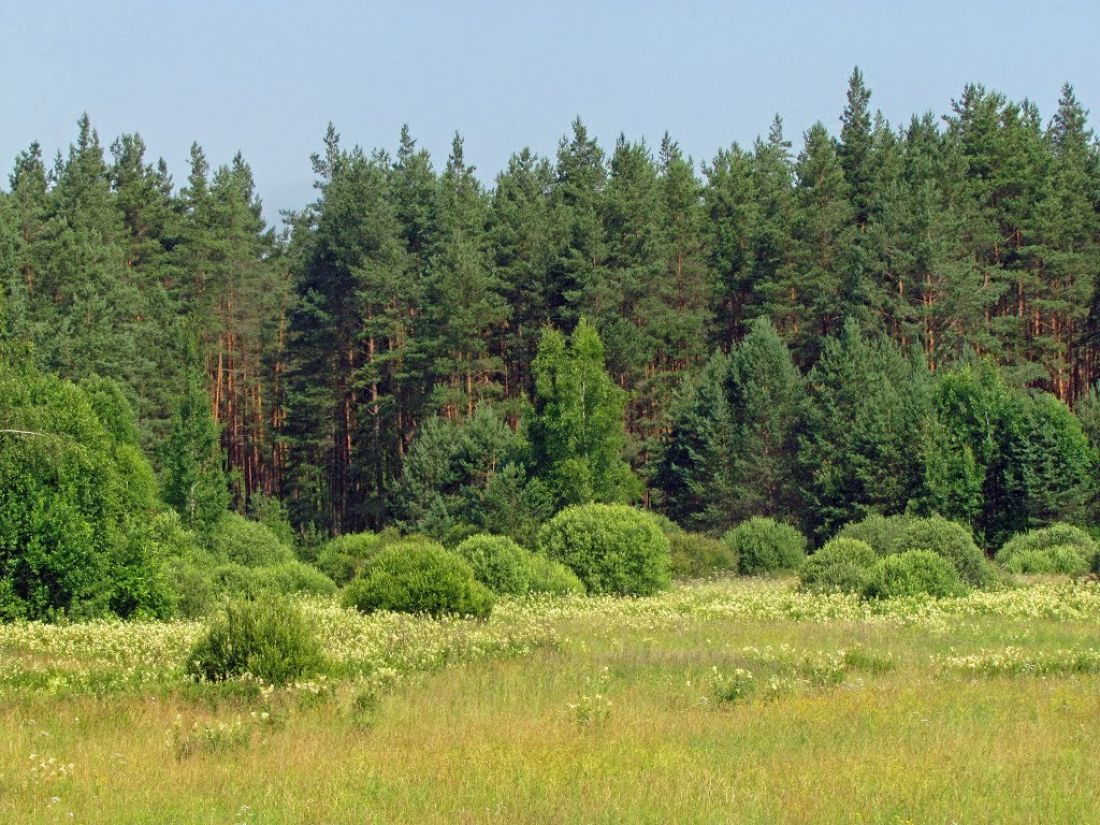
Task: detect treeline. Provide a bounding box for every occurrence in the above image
[2,69,1100,545]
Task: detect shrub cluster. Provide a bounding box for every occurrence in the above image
[723,517,807,575]
[343,539,494,618]
[187,596,326,685]
[526,554,586,596]
[537,504,671,596]
[996,523,1097,576]
[864,550,967,600]
[799,538,877,594]
[666,527,738,579]
[835,513,993,588]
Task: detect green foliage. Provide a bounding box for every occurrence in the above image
[159,369,229,533]
[314,530,394,586]
[837,513,911,556]
[207,512,294,568]
[186,596,326,685]
[0,364,164,620]
[526,554,586,596]
[343,540,494,618]
[211,561,338,599]
[921,363,1097,545]
[656,320,802,532]
[455,534,532,595]
[864,550,967,600]
[795,321,929,540]
[247,493,296,548]
[996,524,1097,576]
[668,529,739,579]
[537,504,671,596]
[528,320,640,508]
[396,407,547,543]
[895,515,991,587]
[723,517,807,576]
[800,538,877,594]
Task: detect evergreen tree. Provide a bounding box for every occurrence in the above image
[160,367,229,532]
[796,320,929,539]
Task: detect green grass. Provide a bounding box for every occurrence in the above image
[1,578,1099,823]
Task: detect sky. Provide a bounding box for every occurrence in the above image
[3,0,1099,224]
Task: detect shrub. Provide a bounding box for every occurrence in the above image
[864,550,967,600]
[527,554,586,596]
[723,517,807,576]
[343,539,494,618]
[208,512,294,568]
[1002,546,1090,575]
[537,504,671,596]
[799,537,877,594]
[895,516,991,587]
[211,562,337,600]
[837,513,912,556]
[669,530,739,579]
[996,523,1097,576]
[186,596,326,685]
[0,365,163,620]
[455,534,532,595]
[315,531,390,586]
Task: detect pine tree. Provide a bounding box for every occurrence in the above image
[420,133,507,417]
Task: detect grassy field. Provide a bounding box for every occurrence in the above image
[2,578,1099,824]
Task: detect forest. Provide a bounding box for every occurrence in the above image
[2,68,1100,621]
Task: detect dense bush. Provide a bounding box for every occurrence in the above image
[208,512,295,568]
[1001,546,1090,575]
[864,550,967,600]
[722,517,807,575]
[526,554,586,596]
[0,366,165,620]
[668,529,739,579]
[186,596,326,685]
[314,530,393,586]
[455,534,532,595]
[996,523,1097,576]
[799,538,877,594]
[895,516,991,587]
[343,539,494,618]
[837,513,911,556]
[212,562,337,599]
[537,504,671,596]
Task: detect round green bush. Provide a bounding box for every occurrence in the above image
[343,539,494,618]
[1002,546,1090,575]
[895,516,990,587]
[864,550,968,600]
[186,596,326,685]
[799,537,877,594]
[996,524,1097,575]
[669,530,739,579]
[537,504,671,596]
[837,513,911,556]
[455,534,532,595]
[208,512,294,568]
[723,517,807,576]
[527,554,586,596]
[315,531,386,586]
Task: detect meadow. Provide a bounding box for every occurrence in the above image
[2,577,1099,824]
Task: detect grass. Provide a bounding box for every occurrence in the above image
[1,577,1099,823]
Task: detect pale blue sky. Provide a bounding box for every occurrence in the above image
[3,1,1098,222]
